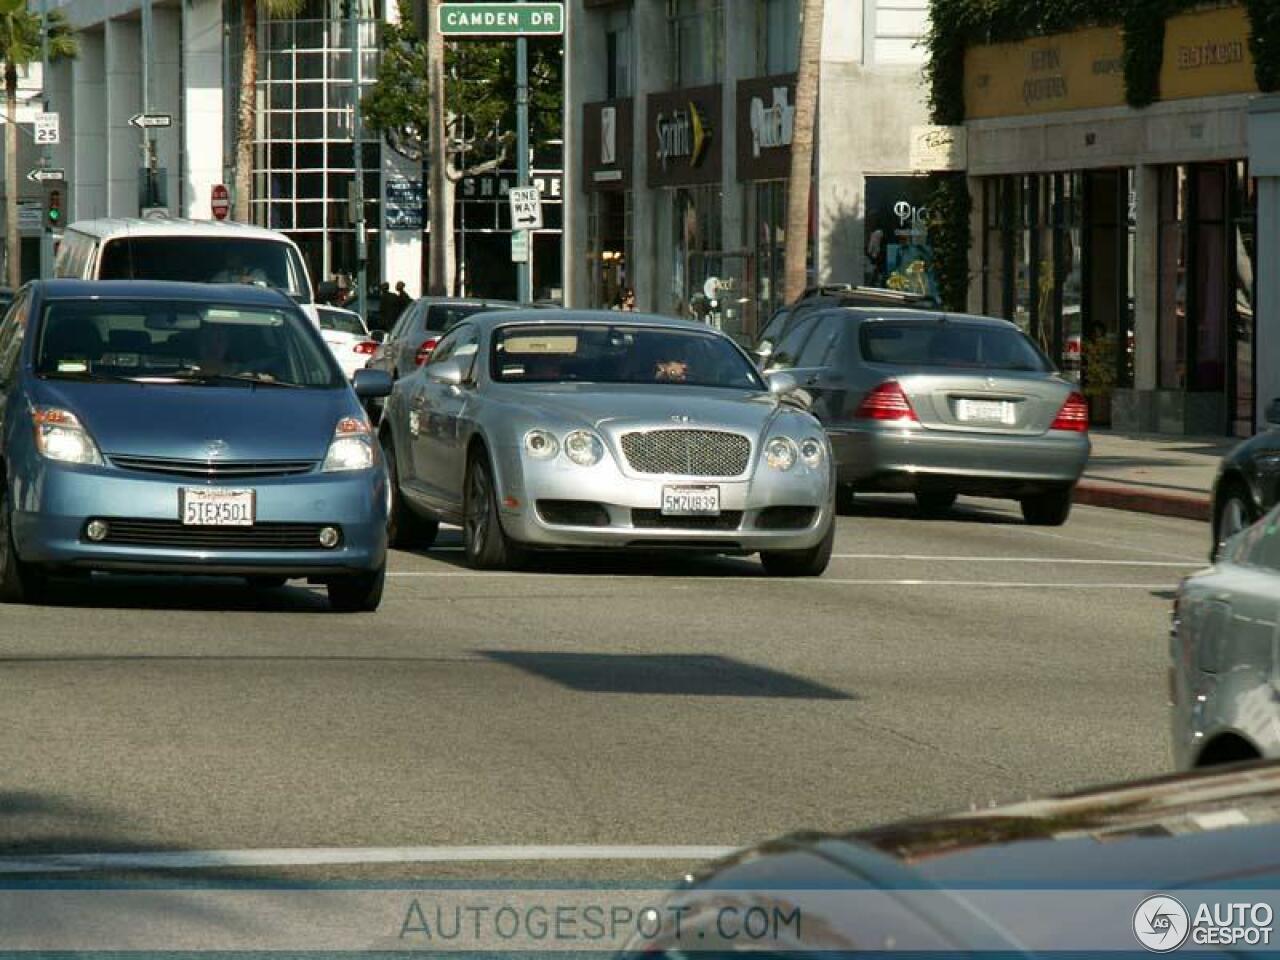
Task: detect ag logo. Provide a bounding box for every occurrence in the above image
[1134,895,1190,952]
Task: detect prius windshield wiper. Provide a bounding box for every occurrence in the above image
[39,370,145,384]
[152,368,308,388]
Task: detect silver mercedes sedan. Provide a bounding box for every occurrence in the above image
[1170,507,1280,770]
[378,310,836,575]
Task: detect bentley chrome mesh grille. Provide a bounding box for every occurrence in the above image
[619,430,751,477]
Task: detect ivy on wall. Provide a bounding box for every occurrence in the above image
[927,173,973,313]
[925,0,1278,125]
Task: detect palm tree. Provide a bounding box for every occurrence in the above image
[234,0,303,223]
[0,0,75,286]
[782,0,822,303]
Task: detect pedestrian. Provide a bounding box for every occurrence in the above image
[377,282,397,330]
[612,288,636,312]
[395,281,412,319]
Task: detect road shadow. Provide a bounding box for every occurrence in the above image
[478,650,855,700]
[407,545,768,578]
[841,495,1024,525]
[1150,589,1178,601]
[32,575,334,613]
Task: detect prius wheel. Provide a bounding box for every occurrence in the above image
[0,488,46,604]
[381,431,439,550]
[915,491,957,515]
[464,451,524,571]
[760,517,835,578]
[1020,488,1073,527]
[328,563,386,613]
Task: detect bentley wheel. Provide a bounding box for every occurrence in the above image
[463,451,524,570]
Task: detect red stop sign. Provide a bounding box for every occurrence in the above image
[211,184,230,221]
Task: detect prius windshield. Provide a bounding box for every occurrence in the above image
[491,324,765,389]
[35,299,343,388]
[97,237,313,302]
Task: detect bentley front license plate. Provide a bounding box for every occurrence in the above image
[180,488,256,526]
[661,485,721,517]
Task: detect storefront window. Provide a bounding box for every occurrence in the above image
[864,176,938,301]
[669,0,723,87]
[750,181,787,336]
[1157,166,1188,390]
[605,12,633,100]
[660,185,722,319]
[982,179,1007,319]
[760,0,799,75]
[587,190,632,309]
[1231,162,1256,436]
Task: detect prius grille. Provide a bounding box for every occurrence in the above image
[620,430,751,477]
[109,456,318,478]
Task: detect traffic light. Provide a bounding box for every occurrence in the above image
[43,185,63,229]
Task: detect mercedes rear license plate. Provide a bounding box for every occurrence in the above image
[956,398,1015,424]
[661,485,721,517]
[180,488,255,526]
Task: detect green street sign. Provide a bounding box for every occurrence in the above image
[438,2,564,36]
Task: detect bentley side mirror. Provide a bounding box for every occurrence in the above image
[766,371,799,398]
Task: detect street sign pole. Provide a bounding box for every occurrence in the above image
[38,0,51,278]
[350,0,367,320]
[140,0,157,212]
[515,15,531,303]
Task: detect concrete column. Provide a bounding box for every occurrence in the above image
[71,29,106,221]
[1132,164,1159,393]
[104,17,142,216]
[720,0,748,272]
[1256,176,1280,427]
[562,0,604,308]
[153,6,182,213]
[631,0,667,313]
[182,0,225,219]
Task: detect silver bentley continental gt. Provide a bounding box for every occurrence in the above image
[378,310,836,576]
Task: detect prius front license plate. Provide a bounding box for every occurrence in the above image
[661,485,721,517]
[180,488,256,526]
[956,398,1015,424]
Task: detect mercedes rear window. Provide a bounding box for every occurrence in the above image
[860,320,1051,372]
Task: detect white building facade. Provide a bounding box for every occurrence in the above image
[564,0,933,340]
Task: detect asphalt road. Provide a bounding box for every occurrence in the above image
[0,497,1205,884]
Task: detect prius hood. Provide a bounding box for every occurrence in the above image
[31,378,356,462]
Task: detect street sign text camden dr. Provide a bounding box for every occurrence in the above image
[438,2,563,36]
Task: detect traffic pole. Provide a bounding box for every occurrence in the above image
[39,0,50,277]
[515,18,531,303]
[141,0,156,210]
[350,0,367,320]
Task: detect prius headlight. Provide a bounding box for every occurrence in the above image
[563,430,604,467]
[33,407,103,466]
[765,436,797,471]
[322,416,375,472]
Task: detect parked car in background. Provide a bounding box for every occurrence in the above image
[0,280,392,611]
[1210,400,1280,559]
[752,284,937,367]
[378,310,836,576]
[620,762,1280,958]
[763,307,1090,525]
[53,218,321,326]
[1171,506,1280,768]
[316,304,378,380]
[366,297,521,385]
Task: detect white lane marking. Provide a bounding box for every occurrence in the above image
[0,845,738,875]
[1001,525,1203,562]
[829,554,1200,568]
[387,571,1171,589]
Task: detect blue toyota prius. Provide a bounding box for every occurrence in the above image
[0,280,392,611]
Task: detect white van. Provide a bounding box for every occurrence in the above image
[54,218,321,325]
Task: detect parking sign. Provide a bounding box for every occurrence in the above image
[34,112,59,146]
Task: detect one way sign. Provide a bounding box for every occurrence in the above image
[507,186,542,231]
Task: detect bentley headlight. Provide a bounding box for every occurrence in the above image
[765,437,797,471]
[563,430,604,467]
[524,429,559,460]
[799,437,825,468]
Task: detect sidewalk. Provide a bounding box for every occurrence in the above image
[1073,430,1237,522]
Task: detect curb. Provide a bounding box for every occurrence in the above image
[1074,481,1211,522]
